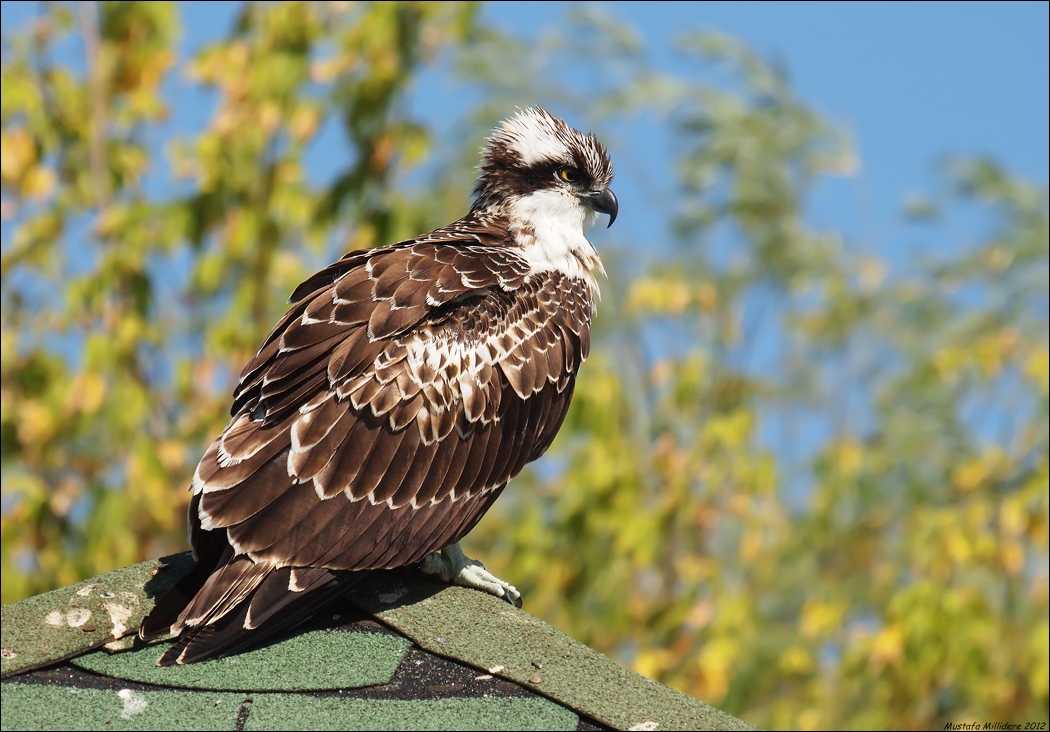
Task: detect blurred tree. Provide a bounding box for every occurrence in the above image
[2,3,1046,730]
[1,0,478,596]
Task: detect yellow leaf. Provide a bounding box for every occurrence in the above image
[974,333,1005,377]
[289,105,321,143]
[259,101,282,135]
[700,409,752,451]
[1000,541,1024,576]
[696,636,738,702]
[953,448,1006,492]
[1028,620,1049,698]
[871,623,905,670]
[799,599,846,639]
[740,529,762,562]
[633,647,675,680]
[778,645,814,675]
[156,440,187,472]
[0,128,35,184]
[683,597,715,630]
[932,345,967,381]
[65,372,106,416]
[17,401,57,446]
[797,709,823,732]
[21,166,55,200]
[836,439,863,476]
[667,281,691,314]
[1025,347,1049,393]
[1000,493,1029,538]
[944,530,973,565]
[48,478,80,518]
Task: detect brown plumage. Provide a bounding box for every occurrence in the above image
[140,107,617,665]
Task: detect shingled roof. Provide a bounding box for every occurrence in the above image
[1,553,755,731]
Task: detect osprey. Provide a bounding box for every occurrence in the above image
[140,107,617,665]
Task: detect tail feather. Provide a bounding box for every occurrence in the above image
[198,571,358,663]
[244,566,337,630]
[140,563,213,642]
[140,521,361,666]
[140,544,234,642]
[157,601,252,666]
[141,494,235,642]
[155,564,357,666]
[170,555,273,635]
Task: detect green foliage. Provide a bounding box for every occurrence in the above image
[2,3,1046,730]
[1,0,479,596]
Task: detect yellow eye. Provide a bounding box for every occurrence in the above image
[557,167,577,183]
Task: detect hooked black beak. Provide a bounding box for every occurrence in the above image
[584,188,618,228]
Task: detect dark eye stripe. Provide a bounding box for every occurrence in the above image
[472,134,613,204]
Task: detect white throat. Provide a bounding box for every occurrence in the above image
[507,189,605,295]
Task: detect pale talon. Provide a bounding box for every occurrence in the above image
[420,543,523,608]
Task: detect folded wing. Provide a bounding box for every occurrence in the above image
[141,231,593,664]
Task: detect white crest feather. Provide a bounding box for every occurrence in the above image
[492,107,573,165]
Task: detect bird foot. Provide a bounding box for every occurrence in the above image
[420,542,522,608]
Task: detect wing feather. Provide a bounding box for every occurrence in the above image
[311,494,397,567]
[291,394,345,452]
[199,426,289,491]
[313,414,381,496]
[221,480,321,554]
[351,423,409,501]
[200,452,291,527]
[449,422,493,501]
[390,436,440,508]
[289,399,352,481]
[220,413,279,463]
[326,328,372,382]
[370,426,423,504]
[413,433,461,506]
[492,386,524,476]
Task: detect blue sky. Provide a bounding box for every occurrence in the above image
[471,2,1049,270]
[599,2,1048,183]
[3,1,1046,263]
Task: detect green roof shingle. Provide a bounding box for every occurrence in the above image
[2,554,756,731]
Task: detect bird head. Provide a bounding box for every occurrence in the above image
[471,107,618,229]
